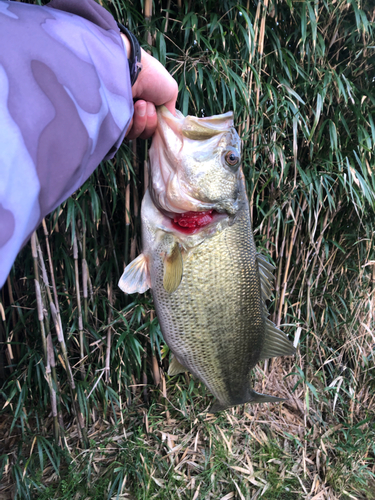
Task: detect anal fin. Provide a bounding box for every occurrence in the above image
[168,355,188,376]
[260,319,296,359]
[118,253,151,294]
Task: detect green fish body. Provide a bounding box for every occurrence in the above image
[119,107,295,412]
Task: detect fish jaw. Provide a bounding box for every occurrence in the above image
[141,189,233,252]
[148,106,242,216]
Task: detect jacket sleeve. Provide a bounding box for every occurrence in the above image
[0,0,133,288]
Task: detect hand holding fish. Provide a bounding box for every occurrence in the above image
[0,0,179,289]
[122,36,178,140]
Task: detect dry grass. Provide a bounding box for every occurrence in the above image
[1,354,374,499]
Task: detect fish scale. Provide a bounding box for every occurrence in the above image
[119,106,295,412]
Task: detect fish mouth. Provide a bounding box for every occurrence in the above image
[169,210,227,235]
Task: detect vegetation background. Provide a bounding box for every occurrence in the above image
[0,0,374,498]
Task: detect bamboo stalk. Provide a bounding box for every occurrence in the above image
[46,333,59,444]
[42,219,59,312]
[35,234,64,347]
[105,280,113,383]
[35,234,86,446]
[130,237,137,265]
[131,140,139,264]
[82,257,88,324]
[50,302,76,390]
[32,234,47,360]
[274,221,287,322]
[144,0,152,19]
[97,182,119,276]
[6,275,19,360]
[0,300,6,379]
[164,0,171,32]
[133,160,139,208]
[73,234,85,377]
[41,219,67,410]
[248,0,266,222]
[371,262,375,329]
[258,0,269,57]
[150,310,161,386]
[161,371,171,424]
[50,302,88,447]
[35,280,47,361]
[82,216,88,325]
[245,0,261,139]
[151,353,161,386]
[142,350,148,404]
[125,166,131,265]
[144,159,149,195]
[32,233,61,442]
[277,197,302,326]
[144,0,153,55]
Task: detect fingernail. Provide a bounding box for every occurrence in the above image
[136,102,146,117]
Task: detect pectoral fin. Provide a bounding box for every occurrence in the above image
[163,243,183,294]
[168,355,188,376]
[118,253,151,294]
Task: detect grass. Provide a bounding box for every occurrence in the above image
[1,362,374,499]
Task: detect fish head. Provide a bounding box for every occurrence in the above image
[149,106,242,217]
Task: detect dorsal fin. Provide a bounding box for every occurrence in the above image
[257,253,276,272]
[257,253,275,302]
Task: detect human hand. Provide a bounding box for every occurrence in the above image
[121,35,178,140]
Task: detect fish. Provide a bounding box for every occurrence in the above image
[118,106,295,412]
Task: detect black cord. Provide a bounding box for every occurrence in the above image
[117,23,142,86]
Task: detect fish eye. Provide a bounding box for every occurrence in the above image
[224,149,240,169]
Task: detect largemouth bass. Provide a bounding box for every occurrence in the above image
[119,107,295,412]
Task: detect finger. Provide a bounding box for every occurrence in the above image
[139,102,157,139]
[163,99,177,117]
[126,100,147,140]
[132,49,178,116]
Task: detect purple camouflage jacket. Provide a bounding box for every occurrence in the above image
[0,0,133,288]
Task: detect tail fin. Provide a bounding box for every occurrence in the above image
[208,401,228,413]
[208,391,285,413]
[249,391,285,403]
